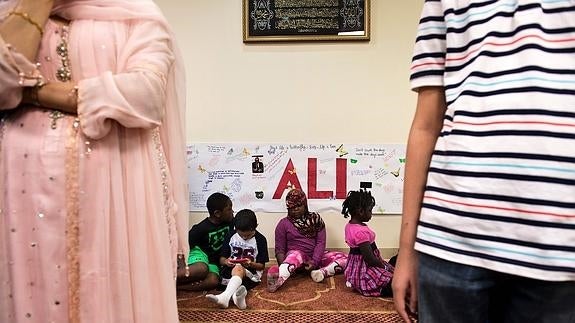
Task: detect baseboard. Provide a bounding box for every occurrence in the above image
[267,247,399,262]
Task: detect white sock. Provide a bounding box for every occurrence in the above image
[245,269,260,282]
[322,261,339,277]
[206,275,242,308]
[278,263,291,279]
[232,285,248,310]
[310,269,325,282]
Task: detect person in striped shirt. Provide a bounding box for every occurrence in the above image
[393,1,575,322]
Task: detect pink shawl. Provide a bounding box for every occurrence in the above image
[0,0,189,322]
[53,0,189,263]
[0,0,189,265]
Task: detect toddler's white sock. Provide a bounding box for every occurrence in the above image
[205,276,242,308]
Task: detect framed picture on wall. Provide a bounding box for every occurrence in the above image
[243,0,370,42]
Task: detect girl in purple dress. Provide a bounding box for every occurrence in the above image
[343,190,394,297]
[268,188,347,292]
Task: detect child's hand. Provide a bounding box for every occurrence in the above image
[241,259,253,269]
[224,258,235,267]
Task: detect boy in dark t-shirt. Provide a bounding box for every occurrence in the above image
[206,209,268,309]
[177,192,234,291]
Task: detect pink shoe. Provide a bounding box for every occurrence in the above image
[267,276,286,293]
[266,265,289,292]
[266,265,279,292]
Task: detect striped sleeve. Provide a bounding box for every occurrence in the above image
[410,0,446,90]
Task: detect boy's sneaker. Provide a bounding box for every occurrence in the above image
[310,269,325,283]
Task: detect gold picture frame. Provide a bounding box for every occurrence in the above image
[243,0,370,42]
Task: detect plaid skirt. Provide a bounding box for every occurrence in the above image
[344,247,394,297]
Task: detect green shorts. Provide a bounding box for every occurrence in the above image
[187,246,219,275]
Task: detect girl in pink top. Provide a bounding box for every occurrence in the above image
[343,190,394,297]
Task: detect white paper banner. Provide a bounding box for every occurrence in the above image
[187,143,406,214]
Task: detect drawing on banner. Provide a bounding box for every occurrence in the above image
[251,155,264,173]
[187,143,406,214]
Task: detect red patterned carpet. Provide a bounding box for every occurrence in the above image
[177,271,409,323]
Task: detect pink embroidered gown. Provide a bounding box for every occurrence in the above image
[0,2,188,322]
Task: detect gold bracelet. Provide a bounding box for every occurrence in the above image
[9,11,44,36]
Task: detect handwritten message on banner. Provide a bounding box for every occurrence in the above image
[187,143,406,214]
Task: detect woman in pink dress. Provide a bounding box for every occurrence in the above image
[0,0,188,322]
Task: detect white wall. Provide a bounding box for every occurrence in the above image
[156,0,424,252]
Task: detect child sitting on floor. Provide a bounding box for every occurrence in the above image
[342,190,394,297]
[177,192,234,291]
[268,188,347,292]
[206,209,269,309]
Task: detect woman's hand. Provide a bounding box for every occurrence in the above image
[0,0,54,61]
[176,254,186,269]
[22,81,78,114]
